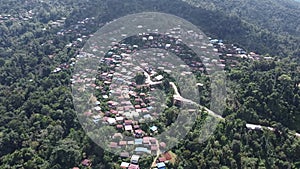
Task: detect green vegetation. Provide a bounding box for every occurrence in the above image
[0,0,299,168]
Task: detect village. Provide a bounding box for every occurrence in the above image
[69,25,264,168]
[48,13,293,169]
[52,17,266,75]
[1,0,300,168]
[71,33,201,169]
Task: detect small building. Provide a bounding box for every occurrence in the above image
[109,142,118,148]
[128,141,134,145]
[119,141,127,146]
[173,98,182,107]
[164,152,172,161]
[81,159,91,167]
[134,139,143,145]
[135,147,151,154]
[154,75,164,81]
[143,137,150,144]
[124,120,133,125]
[151,145,158,151]
[125,125,133,131]
[120,162,130,168]
[116,124,123,129]
[120,152,130,158]
[135,129,144,135]
[196,83,204,87]
[107,118,116,125]
[116,116,124,122]
[130,155,140,164]
[160,142,167,149]
[150,137,157,144]
[165,44,171,48]
[157,162,166,169]
[143,114,152,120]
[128,164,140,169]
[150,126,158,132]
[159,157,167,162]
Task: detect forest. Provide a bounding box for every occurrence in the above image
[0,0,299,168]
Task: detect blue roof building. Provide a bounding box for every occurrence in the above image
[150,126,158,132]
[157,162,166,169]
[135,147,151,154]
[134,139,143,145]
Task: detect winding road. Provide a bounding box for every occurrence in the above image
[168,81,300,138]
[145,71,300,168]
[169,82,224,120]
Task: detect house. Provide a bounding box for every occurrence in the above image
[117,124,123,129]
[150,126,158,132]
[173,98,182,107]
[246,124,262,130]
[128,141,134,145]
[154,75,164,81]
[143,137,150,144]
[157,162,166,169]
[119,141,127,146]
[128,164,140,169]
[130,155,140,164]
[110,110,118,115]
[150,137,157,144]
[109,142,118,148]
[134,139,143,145]
[120,152,130,158]
[159,157,167,162]
[135,105,141,109]
[120,162,130,168]
[107,118,117,125]
[160,142,166,149]
[143,114,152,120]
[164,152,172,161]
[135,130,144,138]
[151,145,158,152]
[125,120,133,125]
[116,116,124,122]
[113,133,123,139]
[135,129,144,135]
[81,159,91,167]
[148,36,154,40]
[125,125,133,131]
[196,83,204,87]
[135,147,151,154]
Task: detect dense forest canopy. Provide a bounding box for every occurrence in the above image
[65,0,300,58]
[0,0,299,168]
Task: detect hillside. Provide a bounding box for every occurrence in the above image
[183,0,300,37]
[182,0,300,58]
[66,0,300,58]
[0,0,299,169]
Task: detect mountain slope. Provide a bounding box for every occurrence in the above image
[66,0,300,58]
[183,0,300,37]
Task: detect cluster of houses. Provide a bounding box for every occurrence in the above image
[48,11,269,77]
[65,19,270,169]
[53,22,264,77]
[48,17,67,28]
[210,38,262,68]
[72,33,206,168]
[0,10,34,23]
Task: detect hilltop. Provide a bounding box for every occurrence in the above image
[65,0,300,58]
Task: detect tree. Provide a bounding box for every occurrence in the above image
[49,138,82,169]
[135,72,146,85]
